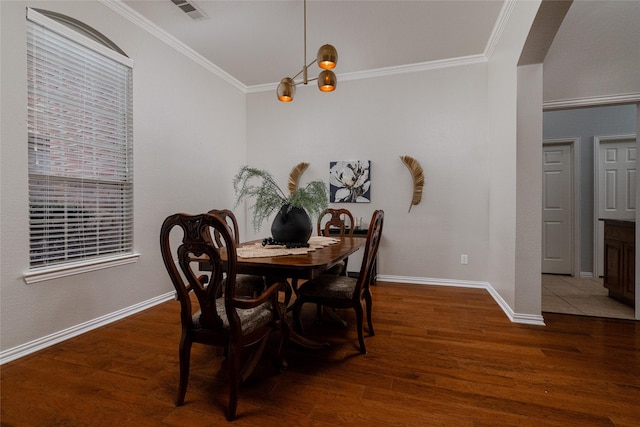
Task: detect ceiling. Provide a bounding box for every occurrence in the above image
[122,0,506,88]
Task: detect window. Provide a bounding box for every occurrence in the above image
[26,9,133,271]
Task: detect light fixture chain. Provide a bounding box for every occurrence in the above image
[303,0,307,84]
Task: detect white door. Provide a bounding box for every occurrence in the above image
[542,142,573,274]
[594,135,637,277]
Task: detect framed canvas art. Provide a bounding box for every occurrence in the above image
[329,160,371,203]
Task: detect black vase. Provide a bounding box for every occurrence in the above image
[270,204,312,244]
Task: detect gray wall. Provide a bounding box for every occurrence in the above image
[543,104,638,274]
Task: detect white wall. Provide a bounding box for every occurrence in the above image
[246,64,491,283]
[486,0,542,316]
[516,63,543,316]
[0,1,246,354]
[543,0,640,106]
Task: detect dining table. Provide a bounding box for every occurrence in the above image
[233,236,364,279]
[216,235,367,349]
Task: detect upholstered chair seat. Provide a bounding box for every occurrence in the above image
[198,299,275,334]
[295,275,355,300]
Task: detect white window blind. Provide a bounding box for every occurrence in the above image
[27,9,133,269]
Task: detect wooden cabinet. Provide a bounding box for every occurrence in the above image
[602,219,635,307]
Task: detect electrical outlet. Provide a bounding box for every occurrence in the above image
[461,254,468,265]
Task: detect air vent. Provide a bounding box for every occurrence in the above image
[170,0,209,21]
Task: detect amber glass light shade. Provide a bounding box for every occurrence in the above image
[277,78,296,102]
[317,70,336,92]
[317,44,338,70]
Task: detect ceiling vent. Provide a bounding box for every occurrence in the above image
[170,0,209,21]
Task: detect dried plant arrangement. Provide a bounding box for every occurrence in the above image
[233,165,328,232]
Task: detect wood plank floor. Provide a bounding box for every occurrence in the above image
[2,283,639,426]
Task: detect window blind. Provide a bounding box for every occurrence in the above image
[27,9,133,269]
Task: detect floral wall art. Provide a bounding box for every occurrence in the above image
[329,160,371,203]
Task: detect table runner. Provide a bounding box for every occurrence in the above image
[237,236,339,258]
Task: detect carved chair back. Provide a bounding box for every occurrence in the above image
[354,209,384,298]
[317,208,355,238]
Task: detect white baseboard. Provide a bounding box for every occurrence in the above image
[580,272,594,279]
[0,291,175,365]
[377,274,546,326]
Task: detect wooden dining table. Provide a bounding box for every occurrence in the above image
[225,236,366,349]
[232,236,365,280]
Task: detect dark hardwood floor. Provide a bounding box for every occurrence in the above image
[1,283,639,426]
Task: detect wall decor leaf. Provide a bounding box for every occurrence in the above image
[400,155,424,212]
[288,162,310,195]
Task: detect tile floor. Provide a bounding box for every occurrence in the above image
[542,274,636,320]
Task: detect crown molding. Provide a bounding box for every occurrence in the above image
[543,93,640,111]
[100,0,246,92]
[337,54,488,83]
[484,0,517,59]
[246,54,488,94]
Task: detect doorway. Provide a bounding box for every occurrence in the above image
[541,105,638,320]
[542,139,579,276]
[593,134,637,278]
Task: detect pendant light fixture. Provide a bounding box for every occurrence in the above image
[276,0,338,102]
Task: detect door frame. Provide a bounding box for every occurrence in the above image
[543,138,581,277]
[593,134,637,278]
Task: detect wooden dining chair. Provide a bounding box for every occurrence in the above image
[207,209,266,298]
[160,212,289,421]
[317,208,355,276]
[312,208,356,324]
[293,210,384,354]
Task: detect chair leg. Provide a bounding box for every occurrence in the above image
[354,303,366,354]
[277,320,290,372]
[364,289,375,336]
[240,337,269,383]
[292,298,304,333]
[227,343,240,421]
[176,334,191,406]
